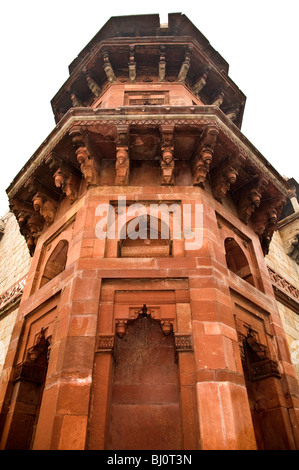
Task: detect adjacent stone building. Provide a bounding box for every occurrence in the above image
[0,13,299,450]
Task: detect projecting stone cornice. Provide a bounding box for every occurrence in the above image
[7,105,288,256]
[6,106,288,199]
[51,35,245,128]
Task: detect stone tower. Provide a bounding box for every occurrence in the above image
[0,13,298,450]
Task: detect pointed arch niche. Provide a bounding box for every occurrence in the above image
[119,215,172,258]
[39,240,69,288]
[224,237,255,286]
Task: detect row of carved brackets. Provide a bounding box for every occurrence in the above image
[59,45,241,123]
[12,120,285,256]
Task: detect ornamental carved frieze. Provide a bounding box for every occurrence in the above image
[191,124,219,187]
[174,333,193,352]
[160,124,175,185]
[96,335,115,353]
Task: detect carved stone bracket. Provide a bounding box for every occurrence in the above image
[68,89,83,108]
[236,176,267,225]
[84,69,102,97]
[70,127,101,187]
[211,153,244,203]
[128,45,136,82]
[192,67,209,97]
[102,50,116,82]
[252,196,286,255]
[160,124,175,185]
[191,124,219,187]
[53,168,80,204]
[32,192,58,225]
[212,89,225,108]
[178,46,192,83]
[115,125,130,185]
[158,45,166,82]
[45,152,81,204]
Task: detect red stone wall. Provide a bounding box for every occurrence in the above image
[1,177,299,450]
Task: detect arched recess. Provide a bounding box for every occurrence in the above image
[39,240,69,288]
[108,308,182,450]
[119,215,172,257]
[224,237,254,286]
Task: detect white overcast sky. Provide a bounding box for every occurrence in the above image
[1,0,298,217]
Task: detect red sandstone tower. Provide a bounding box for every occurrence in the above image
[0,13,298,450]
